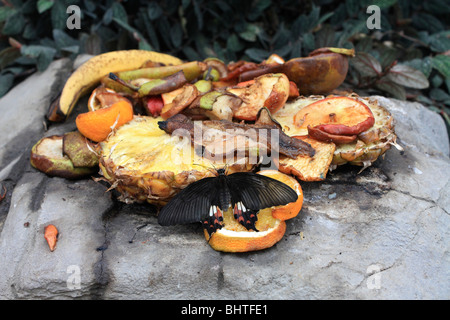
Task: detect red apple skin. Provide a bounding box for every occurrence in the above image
[146,96,164,117]
[308,126,357,144]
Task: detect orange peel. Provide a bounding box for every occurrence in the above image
[76,99,134,142]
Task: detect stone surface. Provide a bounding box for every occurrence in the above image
[0,58,448,300]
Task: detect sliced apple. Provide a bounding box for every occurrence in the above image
[160,84,199,120]
[293,96,375,135]
[31,135,97,179]
[278,136,336,181]
[229,73,290,121]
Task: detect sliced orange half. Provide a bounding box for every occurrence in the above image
[204,170,303,252]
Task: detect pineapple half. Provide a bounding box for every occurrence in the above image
[273,94,401,178]
[98,116,253,205]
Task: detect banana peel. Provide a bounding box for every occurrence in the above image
[47,50,183,122]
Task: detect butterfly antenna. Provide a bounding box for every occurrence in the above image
[192,162,218,176]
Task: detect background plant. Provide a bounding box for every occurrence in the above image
[0,0,449,134]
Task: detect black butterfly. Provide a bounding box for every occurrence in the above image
[158,169,298,237]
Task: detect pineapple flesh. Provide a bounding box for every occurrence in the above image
[99,116,253,205]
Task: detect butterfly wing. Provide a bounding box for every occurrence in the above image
[158,177,217,226]
[226,172,298,211]
[158,176,227,236]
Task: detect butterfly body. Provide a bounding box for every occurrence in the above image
[158,169,298,237]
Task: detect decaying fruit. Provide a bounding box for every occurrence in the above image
[63,131,99,168]
[228,73,290,121]
[278,136,336,181]
[115,61,206,83]
[273,95,400,173]
[331,95,402,170]
[282,47,355,95]
[30,135,96,179]
[160,84,199,120]
[44,224,58,252]
[76,99,134,142]
[98,116,254,205]
[205,170,303,252]
[293,96,375,137]
[47,50,183,122]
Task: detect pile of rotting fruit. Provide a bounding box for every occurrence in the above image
[31,48,402,253]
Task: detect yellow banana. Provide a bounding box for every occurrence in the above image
[47,50,183,122]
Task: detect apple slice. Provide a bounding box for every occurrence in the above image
[229,73,290,121]
[160,84,199,120]
[293,96,375,136]
[278,136,336,181]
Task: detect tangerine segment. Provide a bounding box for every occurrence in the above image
[76,100,134,142]
[293,96,375,135]
[256,170,303,221]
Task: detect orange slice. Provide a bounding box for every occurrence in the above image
[205,170,303,252]
[76,99,134,142]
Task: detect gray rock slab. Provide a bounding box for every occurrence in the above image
[0,59,448,300]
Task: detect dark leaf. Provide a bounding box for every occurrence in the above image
[112,1,128,24]
[428,32,450,53]
[376,79,406,100]
[248,0,271,21]
[302,33,315,53]
[239,23,260,42]
[51,0,67,30]
[193,0,203,30]
[289,39,302,60]
[385,64,429,89]
[403,57,433,78]
[412,13,444,34]
[103,7,113,25]
[147,2,163,20]
[139,11,160,51]
[170,22,183,48]
[430,88,450,101]
[371,0,398,9]
[423,0,450,15]
[20,45,57,71]
[226,34,244,53]
[432,55,450,78]
[431,74,443,88]
[315,24,336,48]
[182,46,200,61]
[378,47,399,69]
[355,36,373,53]
[2,11,26,36]
[244,48,270,62]
[37,0,54,13]
[0,6,15,23]
[53,29,78,50]
[350,52,382,77]
[82,33,102,55]
[138,40,153,51]
[0,47,21,70]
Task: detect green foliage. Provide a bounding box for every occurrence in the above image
[0,0,448,130]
